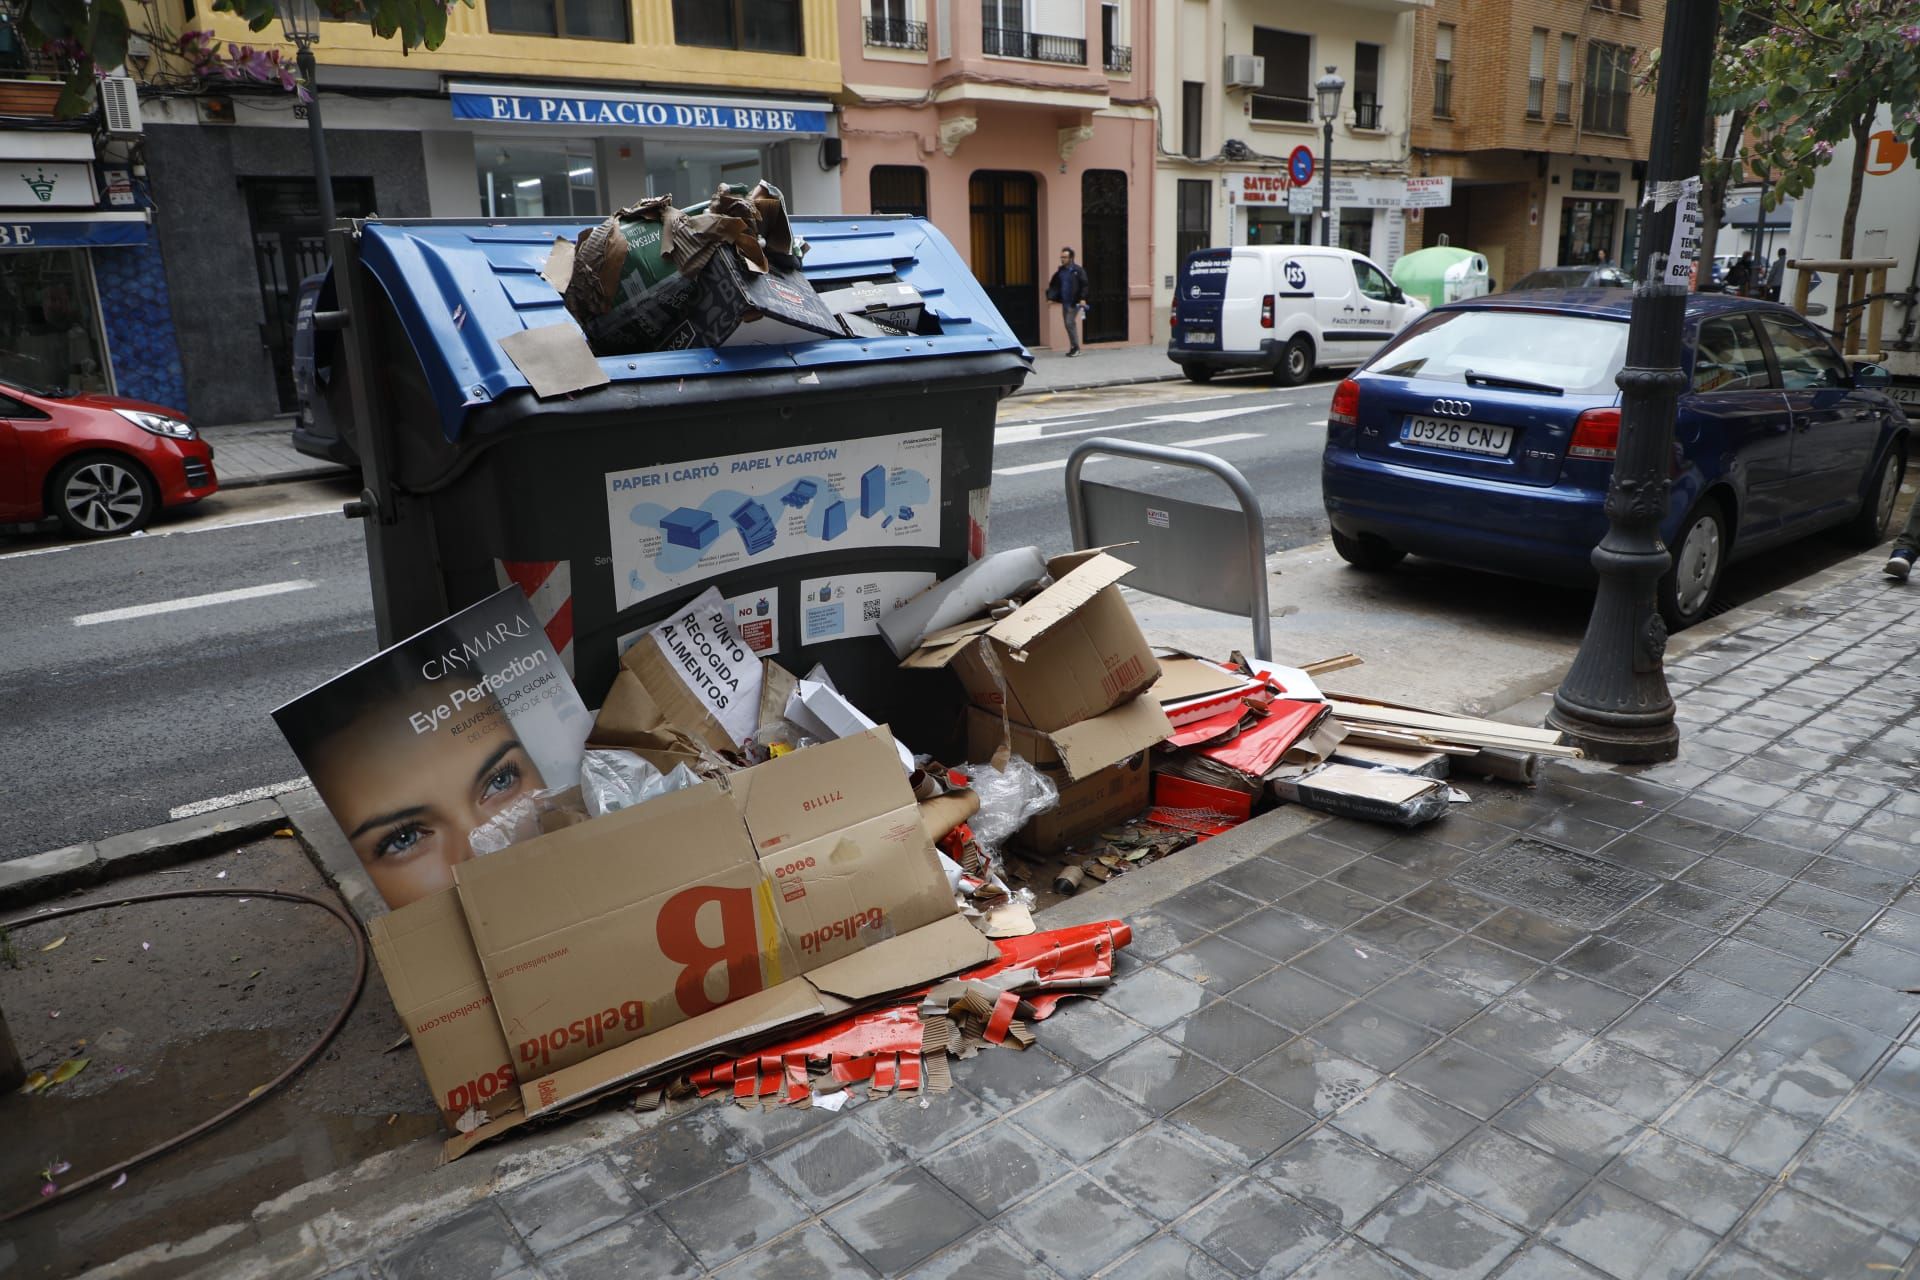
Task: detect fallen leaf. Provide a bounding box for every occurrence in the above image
[385,1114,397,1126]
[247,1083,269,1100]
[273,828,294,838]
[110,1172,127,1190]
[247,969,262,980]
[47,1058,89,1088]
[91,956,105,963]
[20,1071,47,1094]
[40,936,67,952]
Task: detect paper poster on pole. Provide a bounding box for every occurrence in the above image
[798,571,938,645]
[1663,177,1704,287]
[605,430,943,611]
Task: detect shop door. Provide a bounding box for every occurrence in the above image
[245,177,375,412]
[969,171,1039,345]
[1080,169,1128,344]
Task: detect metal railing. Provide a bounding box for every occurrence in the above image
[1526,76,1544,117]
[0,3,68,77]
[1353,96,1381,129]
[1104,42,1131,73]
[864,16,927,50]
[981,25,1086,64]
[1432,65,1454,117]
[1555,82,1573,121]
[1251,92,1313,123]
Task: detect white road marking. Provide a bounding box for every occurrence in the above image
[73,579,318,627]
[993,457,1075,476]
[1,507,338,562]
[1141,403,1278,425]
[169,777,311,820]
[997,419,1165,446]
[1168,432,1265,449]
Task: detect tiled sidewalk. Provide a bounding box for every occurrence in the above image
[200,419,351,487]
[294,570,1919,1280]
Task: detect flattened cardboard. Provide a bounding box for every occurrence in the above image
[1328,743,1451,778]
[498,323,610,399]
[1014,753,1152,851]
[964,698,1171,782]
[990,552,1136,652]
[368,889,521,1133]
[766,808,954,967]
[730,728,914,855]
[539,236,576,295]
[802,913,996,1001]
[620,589,761,753]
[1152,656,1257,706]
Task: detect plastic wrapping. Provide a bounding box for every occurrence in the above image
[965,756,1060,858]
[1282,763,1451,827]
[468,786,588,856]
[580,748,701,818]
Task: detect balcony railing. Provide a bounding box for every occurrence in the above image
[1103,42,1131,73]
[1555,82,1572,121]
[1251,93,1313,124]
[1432,65,1454,117]
[865,16,927,50]
[982,26,1086,64]
[1353,96,1381,129]
[1526,76,1543,117]
[0,5,69,78]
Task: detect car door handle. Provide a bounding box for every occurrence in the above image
[1343,305,1356,312]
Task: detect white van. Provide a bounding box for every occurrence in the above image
[1168,245,1427,385]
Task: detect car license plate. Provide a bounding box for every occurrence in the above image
[1890,384,1920,407]
[1402,415,1513,456]
[1184,329,1215,345]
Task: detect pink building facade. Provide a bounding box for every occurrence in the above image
[838,1,1156,351]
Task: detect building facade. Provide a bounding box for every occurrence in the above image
[137,0,846,425]
[1405,0,1661,287]
[837,0,1155,350]
[1150,0,1423,336]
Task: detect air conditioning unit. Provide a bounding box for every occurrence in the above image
[1224,54,1265,89]
[100,73,144,138]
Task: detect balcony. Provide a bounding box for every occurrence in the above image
[1526,76,1543,118]
[865,15,927,50]
[981,26,1086,64]
[1353,95,1381,129]
[1555,83,1572,121]
[1432,66,1454,118]
[1251,94,1313,124]
[1103,43,1131,73]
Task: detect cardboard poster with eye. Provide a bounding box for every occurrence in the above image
[272,586,593,912]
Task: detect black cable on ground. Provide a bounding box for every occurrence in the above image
[0,887,368,1223]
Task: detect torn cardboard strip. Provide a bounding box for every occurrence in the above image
[498,323,610,399]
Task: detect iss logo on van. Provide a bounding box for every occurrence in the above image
[1283,260,1308,290]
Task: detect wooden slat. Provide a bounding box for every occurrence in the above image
[1329,700,1566,747]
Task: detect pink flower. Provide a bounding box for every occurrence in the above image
[1900,23,1920,44]
[1813,140,1835,158]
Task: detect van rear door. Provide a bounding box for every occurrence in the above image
[1173,250,1229,351]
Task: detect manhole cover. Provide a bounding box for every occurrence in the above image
[1452,838,1658,929]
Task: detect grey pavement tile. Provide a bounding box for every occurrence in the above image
[955,1044,1076,1110]
[1870,1044,1920,1107]
[501,1158,637,1256]
[1400,882,1505,930]
[1796,854,1910,905]
[1507,969,1637,1033]
[1555,937,1679,997]
[1827,937,1920,990]
[997,1173,1154,1280]
[1691,938,1818,999]
[619,1107,754,1204]
[1229,965,1355,1034]
[1866,908,1920,956]
[1104,966,1212,1029]
[1768,879,1882,932]
[1822,829,1916,875]
[1260,1126,1413,1228]
[1398,1040,1535,1121]
[1293,934,1415,995]
[379,1205,531,1280]
[1742,813,1849,856]
[1157,881,1261,932]
[1642,881,1757,933]
[1782,1124,1920,1240]
[1093,1036,1229,1114]
[1359,1183,1523,1280]
[1832,1088,1920,1159]
[1700,773,1793,810]
[1169,1077,1314,1164]
[712,1222,878,1279]
[1041,998,1150,1069]
[1336,855,1433,902]
[1635,812,1736,854]
[1603,908,1719,963]
[1088,1124,1241,1222]
[1454,1002,1592,1075]
[901,1228,1050,1280]
[1494,1245,1609,1279]
[1648,969,1780,1037]
[1495,1083,1642,1174]
[1735,1188,1911,1277]
[1728,908,1846,966]
[1271,833,1373,876]
[1512,811,1625,854]
[1368,969,1495,1033]
[708,1100,841,1156]
[1425,937,1540,998]
[1165,999,1290,1072]
[1371,835,1477,879]
[1286,1237,1419,1280]
[1545,1183,1716,1280]
[1124,910,1212,960]
[1709,1045,1855,1123]
[823,1168,981,1276]
[1211,854,1308,904]
[1429,1126,1588,1231]
[1604,1132,1769,1234]
[540,1214,702,1280]
[854,1086,996,1157]
[923,1123,1072,1218]
[1311,1001,1441,1072]
[1692,1250,1796,1280]
[1473,909,1591,962]
[1013,1075,1152,1163]
[1349,906,1463,960]
[1175,1177,1341,1278]
[655,1166,809,1271]
[1314,817,1406,854]
[1712,835,1820,879]
[1282,880,1392,930]
[1748,1004,1888,1077]
[1334,1079,1479,1168]
[1792,968,1920,1037]
[1162,935,1277,993]
[1243,1036,1381,1117]
[1217,906,1331,964]
[1680,858,1789,904]
[1603,1002,1743,1076]
[1770,792,1871,827]
[762,1119,907,1213]
[1591,833,1706,881]
[1549,1039,1695,1122]
[1429,814,1520,854]
[1103,1235,1236,1280]
[1561,770,1686,812]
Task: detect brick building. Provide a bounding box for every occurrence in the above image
[1405,0,1661,288]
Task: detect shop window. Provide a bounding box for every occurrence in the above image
[0,250,111,394]
[486,0,629,40]
[870,165,928,217]
[476,140,600,218]
[1177,178,1211,260]
[1353,42,1380,129]
[1582,40,1632,135]
[1251,28,1310,124]
[1181,81,1203,158]
[1338,216,1372,258]
[674,0,803,55]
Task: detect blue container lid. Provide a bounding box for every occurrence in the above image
[357,215,1030,442]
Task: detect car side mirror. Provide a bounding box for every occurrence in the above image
[1852,363,1891,389]
[1390,285,1406,304]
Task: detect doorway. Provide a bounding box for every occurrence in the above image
[1080,169,1128,344]
[969,170,1039,344]
[244,177,375,412]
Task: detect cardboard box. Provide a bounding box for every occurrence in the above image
[367,890,522,1134]
[964,696,1172,782]
[1014,752,1152,852]
[903,551,1160,732]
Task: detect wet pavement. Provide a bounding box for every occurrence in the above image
[145,564,1920,1280]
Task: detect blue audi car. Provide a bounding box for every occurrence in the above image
[1322,290,1909,628]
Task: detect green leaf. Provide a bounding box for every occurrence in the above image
[85,0,129,75]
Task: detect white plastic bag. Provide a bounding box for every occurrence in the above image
[966,756,1059,859]
[580,748,700,818]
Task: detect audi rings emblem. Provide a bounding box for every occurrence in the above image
[1430,399,1474,418]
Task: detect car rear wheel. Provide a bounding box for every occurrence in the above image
[1182,364,1214,384]
[1275,337,1314,387]
[52,454,158,538]
[1844,442,1905,546]
[1658,499,1727,630]
[1331,527,1406,571]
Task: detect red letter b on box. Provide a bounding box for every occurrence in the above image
[657,884,765,1016]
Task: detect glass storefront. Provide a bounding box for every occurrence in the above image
[0,249,110,393]
[475,138,601,217]
[1246,206,1311,246]
[645,142,768,202]
[1557,198,1619,266]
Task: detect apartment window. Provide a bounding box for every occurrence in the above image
[1433,24,1455,118]
[673,0,802,54]
[1620,0,1640,14]
[1251,27,1311,123]
[1182,81,1204,158]
[1527,29,1546,118]
[1101,3,1131,72]
[870,165,928,217]
[1177,178,1211,260]
[1583,40,1632,135]
[488,0,629,40]
[1556,34,1576,120]
[1353,42,1380,129]
[865,0,925,50]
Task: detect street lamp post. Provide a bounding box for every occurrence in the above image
[1315,67,1344,247]
[1547,0,1720,763]
[276,0,335,231]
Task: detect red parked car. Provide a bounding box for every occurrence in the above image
[0,377,217,537]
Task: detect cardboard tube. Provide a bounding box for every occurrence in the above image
[918,790,981,844]
[1465,749,1538,785]
[1053,865,1085,895]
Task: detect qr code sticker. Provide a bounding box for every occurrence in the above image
[862,599,882,622]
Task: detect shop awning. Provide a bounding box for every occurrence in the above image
[0,210,148,248]
[447,82,829,134]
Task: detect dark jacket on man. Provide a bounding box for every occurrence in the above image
[1047,262,1089,307]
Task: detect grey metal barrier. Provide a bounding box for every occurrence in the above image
[1063,437,1273,661]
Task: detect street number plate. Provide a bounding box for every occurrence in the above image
[1402,415,1513,457]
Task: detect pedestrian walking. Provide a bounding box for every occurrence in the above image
[1726,250,1754,296]
[1767,248,1787,301]
[1886,497,1919,581]
[1046,247,1089,356]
